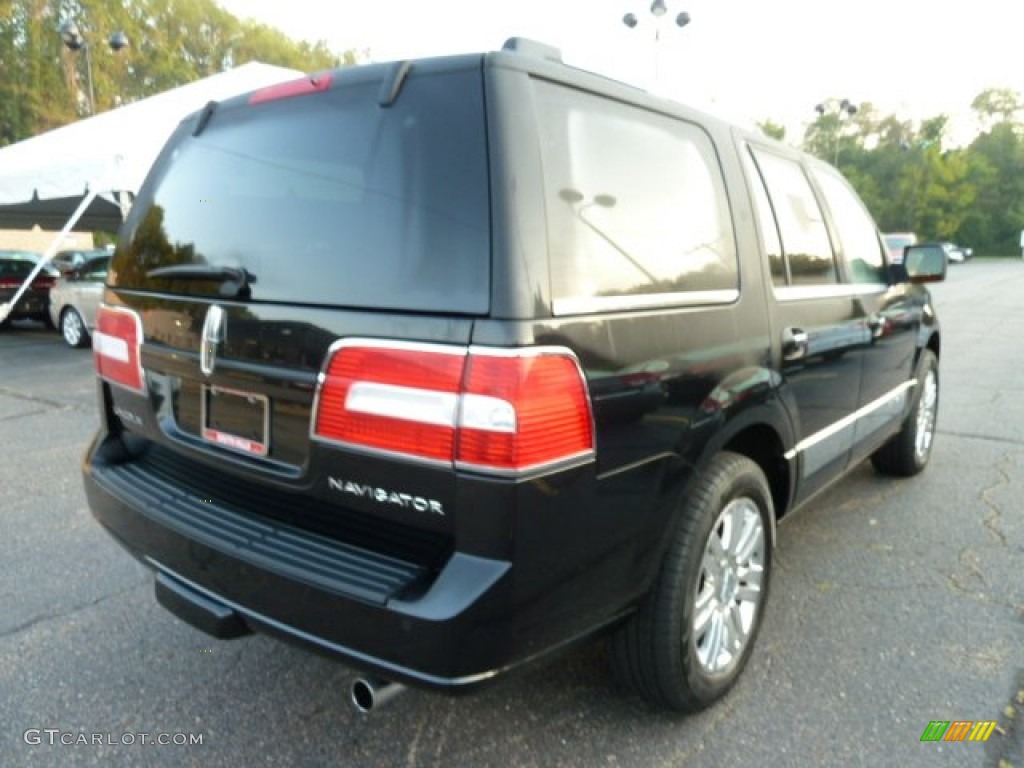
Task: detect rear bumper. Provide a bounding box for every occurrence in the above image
[1,290,48,319]
[84,431,531,691]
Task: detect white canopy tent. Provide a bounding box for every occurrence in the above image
[0,61,304,231]
[0,61,304,322]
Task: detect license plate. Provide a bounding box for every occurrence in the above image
[201,385,269,456]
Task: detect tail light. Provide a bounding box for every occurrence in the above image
[312,340,594,476]
[93,305,145,393]
[0,275,55,289]
[457,351,594,472]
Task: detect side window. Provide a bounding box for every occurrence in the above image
[533,80,738,312]
[742,149,786,286]
[85,257,110,281]
[811,167,887,284]
[750,148,837,286]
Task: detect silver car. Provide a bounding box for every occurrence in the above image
[48,253,111,347]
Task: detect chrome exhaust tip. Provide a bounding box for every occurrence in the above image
[351,676,405,714]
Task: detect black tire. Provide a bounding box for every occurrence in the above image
[60,307,91,349]
[871,350,938,477]
[610,451,773,712]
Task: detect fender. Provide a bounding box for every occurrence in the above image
[658,365,797,554]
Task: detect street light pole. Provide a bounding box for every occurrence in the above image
[58,21,129,116]
[814,98,857,166]
[623,1,691,89]
[900,139,935,231]
[82,43,96,117]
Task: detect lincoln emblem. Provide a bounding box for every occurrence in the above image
[200,305,226,376]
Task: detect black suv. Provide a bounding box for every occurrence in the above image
[83,39,945,713]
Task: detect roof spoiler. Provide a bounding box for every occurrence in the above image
[501,38,563,63]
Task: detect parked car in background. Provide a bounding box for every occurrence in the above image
[0,250,57,328]
[48,252,111,347]
[883,232,918,264]
[941,242,972,263]
[918,241,969,266]
[51,248,110,276]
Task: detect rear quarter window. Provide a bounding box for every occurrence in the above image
[112,66,490,314]
[533,80,738,314]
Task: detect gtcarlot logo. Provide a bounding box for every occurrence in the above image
[23,729,204,747]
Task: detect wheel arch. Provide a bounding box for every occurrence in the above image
[687,397,796,547]
[924,329,940,360]
[721,425,790,537]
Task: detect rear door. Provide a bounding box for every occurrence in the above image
[808,164,920,462]
[744,144,870,501]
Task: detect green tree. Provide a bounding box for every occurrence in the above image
[808,105,978,244]
[971,87,1023,132]
[965,122,1024,252]
[756,118,785,141]
[0,0,354,145]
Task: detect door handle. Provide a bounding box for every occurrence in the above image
[782,327,809,361]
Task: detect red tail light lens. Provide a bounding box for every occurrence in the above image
[314,342,465,463]
[457,351,594,473]
[93,305,145,393]
[312,340,594,476]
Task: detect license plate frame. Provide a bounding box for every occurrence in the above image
[200,384,270,457]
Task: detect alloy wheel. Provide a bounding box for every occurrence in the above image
[692,497,766,675]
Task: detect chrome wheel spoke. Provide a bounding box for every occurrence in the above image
[693,589,716,635]
[731,513,763,563]
[705,530,726,560]
[735,577,762,604]
[701,548,720,576]
[702,612,726,669]
[724,602,747,651]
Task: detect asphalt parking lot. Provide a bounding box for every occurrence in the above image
[1,260,1021,768]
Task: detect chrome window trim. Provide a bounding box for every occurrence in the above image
[553,289,740,317]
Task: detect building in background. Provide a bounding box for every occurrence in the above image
[0,228,94,254]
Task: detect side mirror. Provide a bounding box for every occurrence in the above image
[903,244,947,283]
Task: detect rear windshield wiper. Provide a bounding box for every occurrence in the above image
[146,264,254,298]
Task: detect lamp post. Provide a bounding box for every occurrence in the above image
[814,98,857,166]
[900,138,936,231]
[59,21,129,116]
[623,1,691,88]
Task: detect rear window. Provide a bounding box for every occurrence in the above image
[112,66,490,314]
[0,259,57,279]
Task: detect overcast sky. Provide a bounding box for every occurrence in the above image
[217,0,1024,145]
